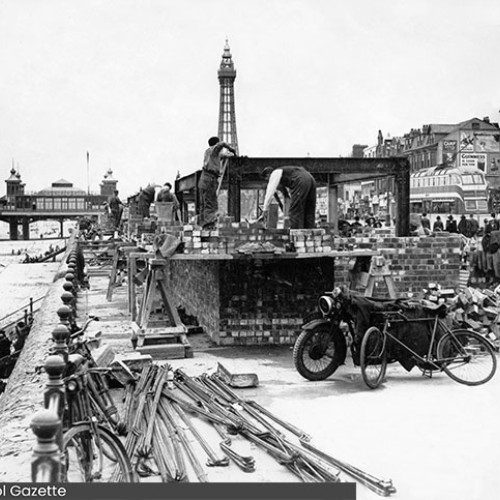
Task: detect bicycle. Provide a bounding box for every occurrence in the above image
[63,353,135,481]
[61,317,135,482]
[360,303,497,389]
[66,317,126,434]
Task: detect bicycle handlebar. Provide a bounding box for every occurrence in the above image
[69,315,99,341]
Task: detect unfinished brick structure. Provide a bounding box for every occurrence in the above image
[166,229,462,346]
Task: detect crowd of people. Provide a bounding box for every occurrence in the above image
[418,212,497,238]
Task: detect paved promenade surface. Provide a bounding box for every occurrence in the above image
[0,268,498,500]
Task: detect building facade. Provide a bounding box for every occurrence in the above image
[0,169,119,239]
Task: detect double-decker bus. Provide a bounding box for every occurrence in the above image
[410,166,488,215]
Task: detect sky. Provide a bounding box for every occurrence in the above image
[0,0,499,197]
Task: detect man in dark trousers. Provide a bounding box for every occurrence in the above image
[261,166,317,229]
[458,214,470,237]
[199,137,237,228]
[137,184,158,218]
[107,189,124,229]
[468,214,479,237]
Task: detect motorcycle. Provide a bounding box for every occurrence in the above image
[293,287,433,381]
[293,287,359,381]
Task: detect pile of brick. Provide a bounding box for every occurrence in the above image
[179,223,290,255]
[423,283,499,343]
[289,229,333,253]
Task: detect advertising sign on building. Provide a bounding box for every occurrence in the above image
[460,152,487,170]
[489,154,500,174]
[475,133,500,152]
[442,140,457,166]
[460,132,474,152]
[443,140,457,151]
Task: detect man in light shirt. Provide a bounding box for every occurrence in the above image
[260,166,317,229]
[199,136,237,228]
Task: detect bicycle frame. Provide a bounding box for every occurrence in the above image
[64,367,116,480]
[379,313,448,371]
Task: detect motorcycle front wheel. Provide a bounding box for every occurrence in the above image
[293,323,345,381]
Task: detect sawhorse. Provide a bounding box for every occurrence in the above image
[349,255,397,299]
[130,255,192,359]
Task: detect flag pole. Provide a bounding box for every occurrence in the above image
[86,151,90,195]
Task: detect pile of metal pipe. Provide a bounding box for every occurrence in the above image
[116,364,396,495]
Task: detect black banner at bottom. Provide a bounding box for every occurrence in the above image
[0,482,356,500]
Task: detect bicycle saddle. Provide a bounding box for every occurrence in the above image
[420,301,447,317]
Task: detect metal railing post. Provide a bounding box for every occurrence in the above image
[31,410,61,483]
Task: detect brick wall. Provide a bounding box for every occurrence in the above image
[217,259,334,345]
[333,232,462,296]
[166,260,220,338]
[166,231,462,346]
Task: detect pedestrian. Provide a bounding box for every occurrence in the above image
[12,322,28,352]
[137,184,158,219]
[351,216,363,234]
[199,136,237,229]
[0,330,11,358]
[420,213,431,231]
[485,212,500,234]
[107,189,124,229]
[445,215,457,233]
[468,214,479,237]
[365,213,376,227]
[433,215,444,232]
[458,214,469,237]
[260,166,317,229]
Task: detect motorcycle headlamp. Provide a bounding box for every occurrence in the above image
[66,380,78,393]
[319,296,335,316]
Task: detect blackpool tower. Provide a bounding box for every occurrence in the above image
[217,39,239,154]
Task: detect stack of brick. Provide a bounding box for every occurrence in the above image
[289,229,333,254]
[217,259,334,345]
[422,283,499,345]
[181,223,289,255]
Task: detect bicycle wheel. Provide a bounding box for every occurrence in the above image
[437,329,497,386]
[63,423,135,482]
[293,324,346,381]
[360,327,387,389]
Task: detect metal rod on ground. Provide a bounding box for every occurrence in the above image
[158,399,187,481]
[164,385,255,472]
[172,401,229,467]
[163,387,236,428]
[213,424,255,473]
[122,382,135,431]
[247,400,312,441]
[159,398,205,482]
[205,376,341,483]
[143,365,168,450]
[145,399,182,482]
[300,440,396,496]
[123,366,157,468]
[141,399,175,481]
[204,376,285,438]
[173,380,253,434]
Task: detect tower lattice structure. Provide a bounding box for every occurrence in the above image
[217,40,239,154]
